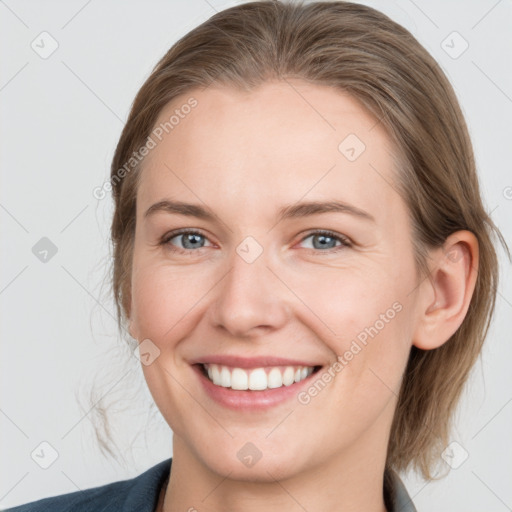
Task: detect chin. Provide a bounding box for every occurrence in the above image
[201,448,304,483]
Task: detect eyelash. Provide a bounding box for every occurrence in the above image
[159,228,352,256]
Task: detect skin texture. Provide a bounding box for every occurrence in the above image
[128,80,479,512]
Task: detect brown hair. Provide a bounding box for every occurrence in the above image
[104,0,509,479]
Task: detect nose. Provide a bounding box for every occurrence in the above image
[209,243,291,339]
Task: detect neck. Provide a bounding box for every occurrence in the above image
[162,430,389,512]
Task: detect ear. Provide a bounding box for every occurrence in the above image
[128,316,138,341]
[412,230,479,350]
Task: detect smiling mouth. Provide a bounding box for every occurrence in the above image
[199,363,321,391]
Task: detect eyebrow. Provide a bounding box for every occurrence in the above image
[144,199,375,223]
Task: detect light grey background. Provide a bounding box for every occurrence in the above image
[1,0,511,510]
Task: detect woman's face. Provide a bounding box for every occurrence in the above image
[129,80,424,480]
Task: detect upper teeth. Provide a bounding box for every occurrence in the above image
[204,364,314,391]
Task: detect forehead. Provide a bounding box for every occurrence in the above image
[137,80,403,227]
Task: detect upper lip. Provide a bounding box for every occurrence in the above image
[190,355,322,369]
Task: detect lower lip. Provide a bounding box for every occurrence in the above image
[193,364,320,411]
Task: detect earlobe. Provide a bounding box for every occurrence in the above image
[412,230,479,350]
[128,319,137,340]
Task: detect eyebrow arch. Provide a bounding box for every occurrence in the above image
[276,200,375,223]
[144,199,375,223]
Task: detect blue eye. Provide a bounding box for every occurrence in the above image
[298,230,350,252]
[160,229,351,255]
[161,230,212,254]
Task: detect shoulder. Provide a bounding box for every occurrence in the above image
[3,458,172,512]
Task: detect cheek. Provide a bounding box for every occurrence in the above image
[313,267,414,391]
[296,291,413,449]
[130,262,208,435]
[130,261,206,341]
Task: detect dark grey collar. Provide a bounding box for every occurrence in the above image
[384,468,418,512]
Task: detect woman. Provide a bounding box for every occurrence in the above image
[5,1,508,511]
